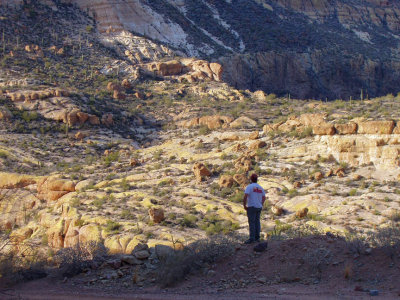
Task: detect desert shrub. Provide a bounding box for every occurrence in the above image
[92,197,105,208]
[153,149,163,160]
[268,222,321,240]
[181,214,197,228]
[229,190,244,203]
[103,152,119,166]
[198,125,211,135]
[199,214,239,235]
[157,235,239,287]
[366,223,400,251]
[55,242,107,278]
[0,237,47,286]
[21,111,38,122]
[105,220,121,232]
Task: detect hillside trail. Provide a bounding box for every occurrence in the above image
[4,236,400,299]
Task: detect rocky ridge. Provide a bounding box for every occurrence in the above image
[3,0,400,99]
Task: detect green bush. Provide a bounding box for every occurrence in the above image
[198,125,211,135]
[21,111,38,122]
[348,189,357,196]
[105,220,121,232]
[181,214,197,228]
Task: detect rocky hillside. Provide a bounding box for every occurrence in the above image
[5,0,400,99]
[0,1,399,294]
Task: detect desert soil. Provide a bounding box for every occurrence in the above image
[3,235,400,299]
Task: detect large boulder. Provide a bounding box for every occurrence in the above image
[88,115,100,125]
[191,60,214,79]
[78,224,102,245]
[229,116,257,129]
[234,157,252,172]
[64,225,80,248]
[233,173,248,187]
[101,113,114,126]
[37,177,75,202]
[77,112,89,124]
[148,208,165,223]
[249,140,267,150]
[312,124,336,135]
[156,60,183,76]
[357,121,395,134]
[192,163,211,182]
[218,175,235,188]
[198,115,233,129]
[47,219,65,249]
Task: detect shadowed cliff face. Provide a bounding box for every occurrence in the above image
[4,0,400,99]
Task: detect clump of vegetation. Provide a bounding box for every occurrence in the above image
[200,214,239,235]
[157,235,239,287]
[54,242,107,278]
[105,220,122,233]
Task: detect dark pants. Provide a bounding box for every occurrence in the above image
[247,207,262,241]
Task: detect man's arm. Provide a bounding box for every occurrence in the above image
[262,195,266,206]
[243,194,248,210]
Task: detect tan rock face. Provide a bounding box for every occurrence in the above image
[248,131,259,140]
[357,121,395,134]
[334,123,358,135]
[0,173,38,189]
[64,225,80,248]
[318,135,400,169]
[37,177,76,202]
[198,115,233,130]
[312,124,335,135]
[157,60,183,76]
[79,224,102,245]
[209,63,223,81]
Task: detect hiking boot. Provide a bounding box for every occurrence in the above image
[244,239,255,244]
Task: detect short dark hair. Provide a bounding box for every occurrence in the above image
[250,173,258,183]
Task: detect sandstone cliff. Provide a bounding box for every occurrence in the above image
[4,0,400,99]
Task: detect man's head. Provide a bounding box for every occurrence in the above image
[250,173,258,183]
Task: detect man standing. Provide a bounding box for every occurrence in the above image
[243,173,266,244]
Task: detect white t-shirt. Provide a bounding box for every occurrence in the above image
[245,183,266,208]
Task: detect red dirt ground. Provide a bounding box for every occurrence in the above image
[3,235,400,299]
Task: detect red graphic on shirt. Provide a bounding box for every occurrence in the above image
[253,187,263,194]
